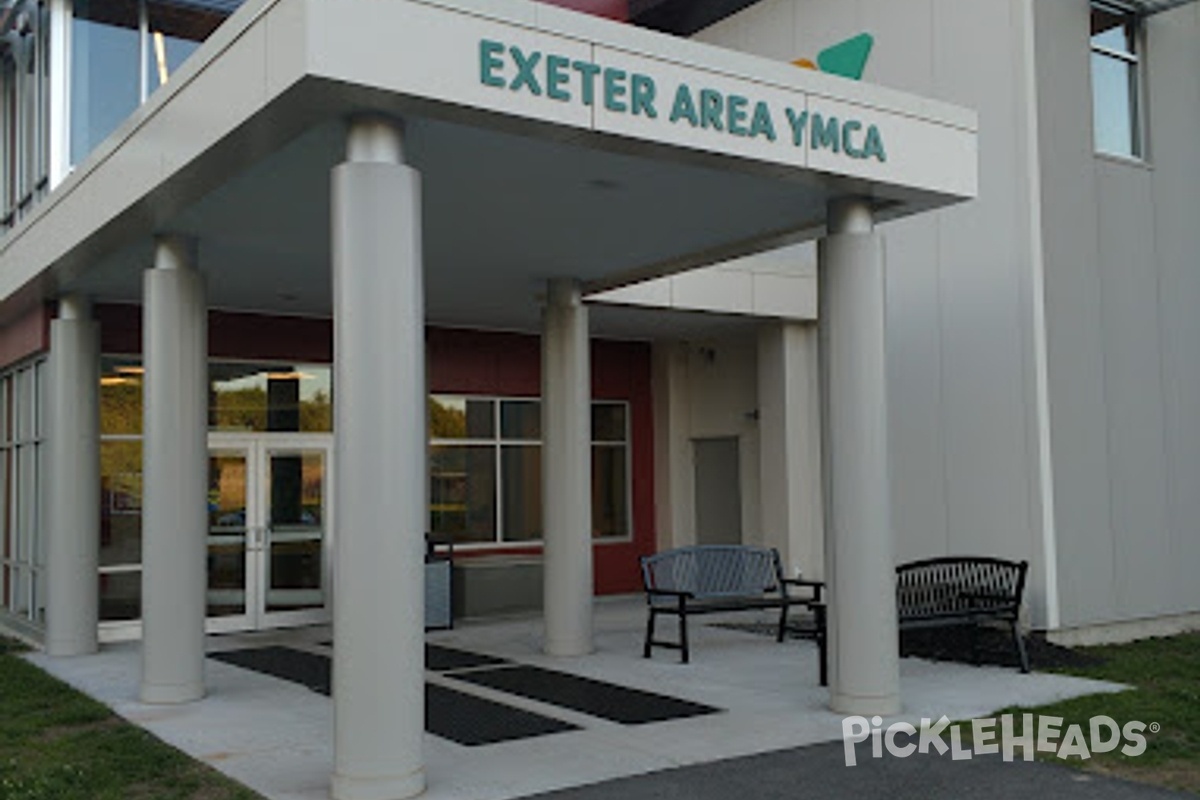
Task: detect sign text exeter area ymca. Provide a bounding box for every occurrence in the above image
[478,39,887,163]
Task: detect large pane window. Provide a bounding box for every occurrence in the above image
[145,1,227,93]
[71,0,140,166]
[429,395,631,545]
[1,0,51,234]
[0,359,46,626]
[1091,2,1141,159]
[70,0,245,168]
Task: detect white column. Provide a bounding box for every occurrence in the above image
[140,235,207,704]
[331,116,426,800]
[45,295,100,657]
[541,278,593,657]
[819,197,900,715]
[757,320,824,581]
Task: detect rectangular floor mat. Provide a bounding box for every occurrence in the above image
[209,646,576,746]
[315,642,509,672]
[451,665,721,725]
[212,645,330,694]
[427,644,511,672]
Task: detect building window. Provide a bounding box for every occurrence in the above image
[70,0,243,168]
[0,359,48,627]
[96,356,332,623]
[1,0,51,234]
[429,395,631,546]
[1091,2,1142,159]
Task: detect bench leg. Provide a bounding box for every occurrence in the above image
[1011,620,1030,673]
[777,601,789,643]
[679,610,690,664]
[970,622,981,666]
[816,604,828,687]
[643,609,656,659]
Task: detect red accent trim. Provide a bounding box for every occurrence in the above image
[97,304,332,362]
[97,309,655,595]
[535,0,629,21]
[0,304,52,369]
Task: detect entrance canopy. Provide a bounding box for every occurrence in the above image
[0,0,976,330]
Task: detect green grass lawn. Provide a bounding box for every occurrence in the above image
[0,637,264,800]
[986,632,1200,794]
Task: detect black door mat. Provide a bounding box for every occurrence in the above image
[209,646,577,746]
[426,684,578,746]
[212,645,330,693]
[312,642,509,672]
[427,644,510,672]
[451,665,721,725]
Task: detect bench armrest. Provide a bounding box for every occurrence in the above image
[782,578,824,603]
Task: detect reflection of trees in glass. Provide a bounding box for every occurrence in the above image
[100,381,142,435]
[100,441,141,509]
[212,386,332,432]
[300,390,332,432]
[429,398,466,438]
[213,386,267,431]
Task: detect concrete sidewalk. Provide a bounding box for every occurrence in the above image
[27,597,1132,800]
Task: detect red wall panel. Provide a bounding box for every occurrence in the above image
[0,304,51,369]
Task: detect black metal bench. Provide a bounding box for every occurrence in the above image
[895,556,1030,673]
[639,545,823,664]
[812,556,1029,686]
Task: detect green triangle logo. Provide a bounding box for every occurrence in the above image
[817,33,874,81]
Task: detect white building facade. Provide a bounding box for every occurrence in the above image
[0,0,1195,794]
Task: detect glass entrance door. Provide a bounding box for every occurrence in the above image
[206,435,333,632]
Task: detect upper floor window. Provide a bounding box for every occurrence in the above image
[1091,2,1142,159]
[1,0,50,234]
[71,0,242,167]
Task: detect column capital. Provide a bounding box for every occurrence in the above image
[56,293,92,321]
[153,234,198,271]
[545,277,584,309]
[346,116,406,164]
[827,196,875,236]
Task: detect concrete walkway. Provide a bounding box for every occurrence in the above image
[27,597,1131,800]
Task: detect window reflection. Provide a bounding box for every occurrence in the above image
[1090,3,1140,159]
[99,358,333,434]
[71,0,140,165]
[146,1,227,93]
[429,395,631,545]
[208,363,333,433]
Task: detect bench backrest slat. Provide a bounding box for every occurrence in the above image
[895,556,1027,618]
[641,545,782,598]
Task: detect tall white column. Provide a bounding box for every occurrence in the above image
[45,295,100,657]
[757,320,824,581]
[140,235,208,704]
[541,278,593,657]
[819,197,900,715]
[331,116,426,800]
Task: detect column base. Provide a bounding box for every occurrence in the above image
[140,680,205,705]
[45,639,98,659]
[543,637,594,658]
[332,768,426,800]
[831,692,901,717]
